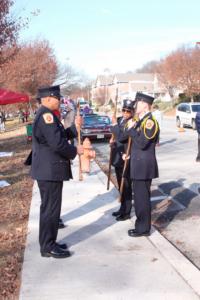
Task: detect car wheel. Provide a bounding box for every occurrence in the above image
[192,119,196,130]
[176,117,181,128]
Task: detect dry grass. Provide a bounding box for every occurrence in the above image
[0,128,33,299]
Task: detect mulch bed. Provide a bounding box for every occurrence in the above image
[0,132,33,299]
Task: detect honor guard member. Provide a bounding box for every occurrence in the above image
[31,85,83,258]
[35,97,78,230]
[110,99,135,221]
[125,92,159,237]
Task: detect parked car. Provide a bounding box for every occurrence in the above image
[176,102,200,130]
[81,114,112,140]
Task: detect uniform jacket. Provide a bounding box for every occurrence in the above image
[31,106,77,181]
[126,112,159,180]
[195,112,200,134]
[110,117,131,177]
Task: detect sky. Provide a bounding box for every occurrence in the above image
[12,0,200,79]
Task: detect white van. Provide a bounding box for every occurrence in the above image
[176,102,200,130]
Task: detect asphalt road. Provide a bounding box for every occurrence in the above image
[92,116,200,269]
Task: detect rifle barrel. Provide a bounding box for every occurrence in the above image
[119,137,132,202]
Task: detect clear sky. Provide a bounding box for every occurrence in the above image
[12,0,200,79]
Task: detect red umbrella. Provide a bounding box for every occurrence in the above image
[0,88,29,105]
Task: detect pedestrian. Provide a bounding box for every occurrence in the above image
[195,111,200,162]
[63,101,76,129]
[62,101,77,146]
[19,109,25,123]
[0,111,6,132]
[30,85,83,258]
[0,112,3,132]
[110,99,135,221]
[83,105,90,114]
[24,110,29,122]
[125,92,159,237]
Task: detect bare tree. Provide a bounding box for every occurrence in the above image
[59,64,91,98]
[156,46,200,102]
[0,39,58,97]
[0,0,29,66]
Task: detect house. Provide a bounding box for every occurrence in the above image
[91,72,176,106]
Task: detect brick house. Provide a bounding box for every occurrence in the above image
[91,72,173,107]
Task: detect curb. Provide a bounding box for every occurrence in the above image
[149,230,200,298]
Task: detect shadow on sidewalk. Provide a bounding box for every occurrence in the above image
[152,179,200,230]
[61,207,118,247]
[160,138,177,146]
[62,187,118,223]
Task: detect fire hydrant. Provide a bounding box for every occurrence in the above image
[81,138,96,173]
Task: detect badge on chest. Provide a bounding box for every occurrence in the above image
[43,113,54,124]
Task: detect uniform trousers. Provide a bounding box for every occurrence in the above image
[196,133,200,160]
[132,179,152,233]
[37,180,63,252]
[115,166,132,216]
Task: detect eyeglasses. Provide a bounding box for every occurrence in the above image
[122,109,131,113]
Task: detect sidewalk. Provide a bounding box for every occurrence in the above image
[19,158,200,300]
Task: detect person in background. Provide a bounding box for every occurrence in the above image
[19,109,25,123]
[24,110,29,122]
[83,105,90,114]
[0,112,3,132]
[0,111,6,132]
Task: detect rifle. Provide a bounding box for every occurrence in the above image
[107,88,118,190]
[76,101,83,181]
[119,137,132,202]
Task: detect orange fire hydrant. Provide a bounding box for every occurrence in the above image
[81,138,96,173]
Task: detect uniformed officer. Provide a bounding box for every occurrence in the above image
[125,92,159,237]
[31,85,83,258]
[35,96,78,230]
[195,111,200,162]
[110,99,135,221]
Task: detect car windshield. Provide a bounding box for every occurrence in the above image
[192,105,200,112]
[84,116,110,125]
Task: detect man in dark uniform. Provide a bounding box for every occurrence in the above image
[125,92,159,237]
[195,111,200,162]
[31,85,83,258]
[35,96,78,230]
[110,99,135,221]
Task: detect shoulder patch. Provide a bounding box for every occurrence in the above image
[42,113,54,124]
[145,119,154,130]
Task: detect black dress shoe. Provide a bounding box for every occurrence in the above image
[128,229,150,237]
[56,242,68,250]
[112,210,121,217]
[116,215,131,221]
[41,245,71,258]
[58,218,66,229]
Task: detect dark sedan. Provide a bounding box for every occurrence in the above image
[81,114,112,140]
